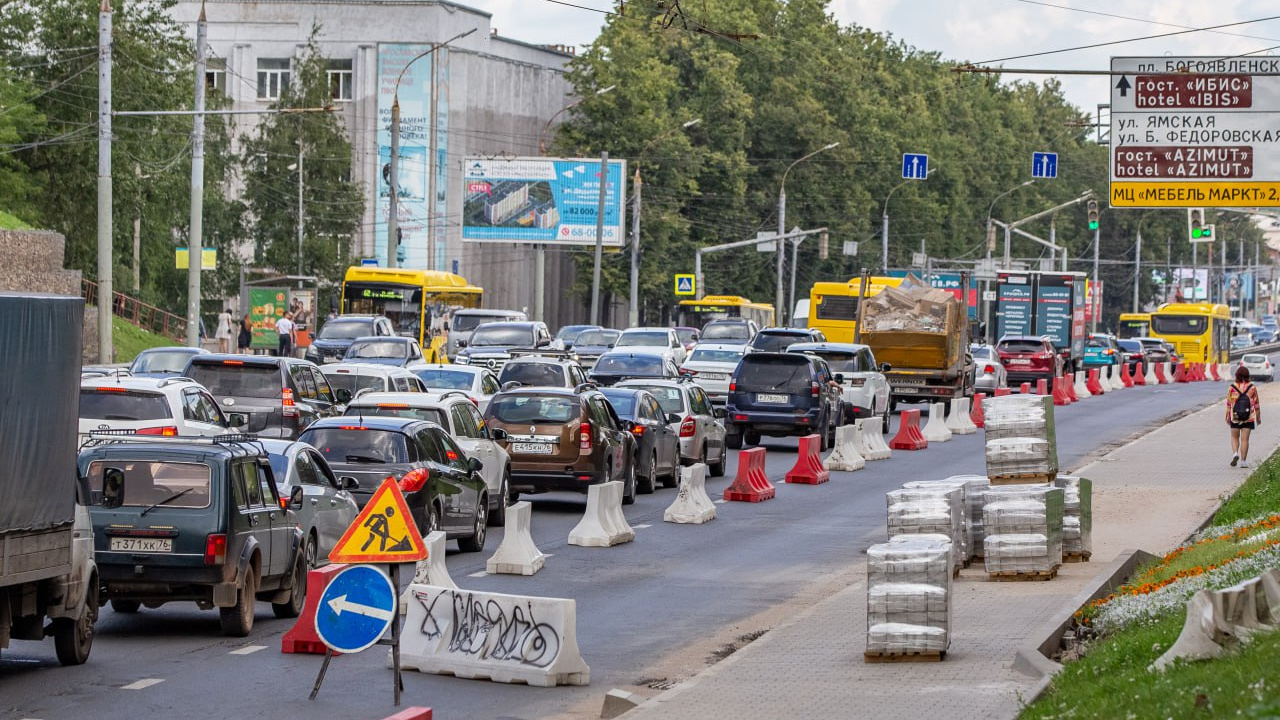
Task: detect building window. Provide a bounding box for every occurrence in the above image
[327,59,353,102]
[205,57,226,95]
[256,58,291,100]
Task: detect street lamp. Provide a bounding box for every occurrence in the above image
[777,142,839,325]
[287,141,303,286]
[386,27,477,269]
[881,165,938,273]
[986,179,1035,267]
[630,117,700,327]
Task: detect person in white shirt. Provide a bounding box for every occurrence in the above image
[214,308,234,353]
[275,312,297,357]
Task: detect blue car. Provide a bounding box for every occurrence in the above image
[1082,334,1121,367]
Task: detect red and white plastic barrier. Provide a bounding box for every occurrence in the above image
[994,387,1012,397]
[889,408,928,450]
[1087,369,1105,395]
[1120,362,1135,388]
[856,417,892,460]
[1020,381,1031,394]
[1109,364,1125,391]
[664,463,717,524]
[1133,361,1147,386]
[785,434,830,484]
[970,393,987,428]
[922,402,953,443]
[827,425,867,471]
[1073,371,1091,399]
[1037,378,1049,395]
[1052,376,1072,406]
[946,398,978,435]
[1144,361,1158,385]
[1155,362,1168,384]
[281,563,346,655]
[724,447,776,502]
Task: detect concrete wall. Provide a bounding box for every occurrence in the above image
[0,229,93,360]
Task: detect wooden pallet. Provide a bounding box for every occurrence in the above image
[864,650,945,663]
[1063,552,1092,563]
[989,473,1055,485]
[988,567,1058,581]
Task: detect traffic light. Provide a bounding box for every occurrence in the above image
[1086,199,1100,230]
[1188,208,1207,240]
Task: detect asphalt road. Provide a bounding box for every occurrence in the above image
[0,373,1239,720]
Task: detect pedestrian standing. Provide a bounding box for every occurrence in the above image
[1227,365,1262,468]
[275,311,297,357]
[214,308,234,353]
[238,313,253,354]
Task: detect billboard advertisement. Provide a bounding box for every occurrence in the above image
[1172,267,1209,301]
[461,157,627,246]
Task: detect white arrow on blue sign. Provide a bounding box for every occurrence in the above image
[1032,151,1058,179]
[314,564,397,654]
[901,153,928,180]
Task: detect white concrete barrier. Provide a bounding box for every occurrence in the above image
[1108,364,1125,390]
[569,481,633,547]
[400,584,590,686]
[1150,568,1280,671]
[664,463,717,523]
[402,531,456,614]
[1218,363,1231,382]
[826,425,866,471]
[1162,361,1173,384]
[486,502,547,575]
[1144,362,1158,385]
[1073,371,1091,399]
[948,398,978,435]
[858,417,892,460]
[922,402,952,443]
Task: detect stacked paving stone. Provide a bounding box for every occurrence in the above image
[885,487,966,572]
[900,477,988,563]
[982,486,1064,575]
[1053,475,1093,558]
[866,534,953,655]
[983,394,1058,480]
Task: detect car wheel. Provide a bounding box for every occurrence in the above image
[709,443,727,478]
[303,532,319,570]
[111,599,140,614]
[219,566,257,637]
[54,578,97,666]
[882,406,891,435]
[726,432,743,450]
[621,460,636,505]
[457,496,488,553]
[489,469,510,527]
[638,450,657,494]
[424,503,441,537]
[818,414,830,451]
[272,548,307,619]
[744,430,760,446]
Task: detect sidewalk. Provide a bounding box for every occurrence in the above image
[620,385,1280,720]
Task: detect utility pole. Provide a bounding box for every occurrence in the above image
[133,164,141,292]
[589,150,608,326]
[97,0,113,363]
[776,184,786,323]
[296,140,304,286]
[629,167,641,327]
[387,96,400,268]
[186,1,207,349]
[1133,228,1141,313]
[788,235,802,324]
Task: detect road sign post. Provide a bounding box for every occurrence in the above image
[901,153,928,180]
[674,274,696,296]
[1032,151,1058,179]
[309,563,404,705]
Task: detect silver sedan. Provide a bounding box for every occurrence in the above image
[970,344,1008,393]
[261,439,360,569]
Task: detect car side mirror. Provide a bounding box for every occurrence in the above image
[834,373,845,384]
[491,427,509,441]
[334,387,353,403]
[536,338,551,348]
[456,339,467,348]
[102,467,125,508]
[714,407,727,419]
[468,456,484,473]
[607,342,616,348]
[288,485,304,510]
[666,413,681,424]
[880,363,892,373]
[340,476,360,491]
[226,412,247,428]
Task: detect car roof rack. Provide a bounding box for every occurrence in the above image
[81,430,267,456]
[428,390,473,403]
[573,382,598,393]
[508,348,574,360]
[500,380,524,392]
[156,376,198,388]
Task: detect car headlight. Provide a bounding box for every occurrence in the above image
[455,356,471,365]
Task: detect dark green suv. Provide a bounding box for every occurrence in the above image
[79,434,307,637]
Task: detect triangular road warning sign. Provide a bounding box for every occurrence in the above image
[328,478,428,564]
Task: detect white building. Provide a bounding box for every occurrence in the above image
[171,0,608,326]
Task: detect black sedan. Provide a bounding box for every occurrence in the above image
[600,387,681,493]
[298,416,489,552]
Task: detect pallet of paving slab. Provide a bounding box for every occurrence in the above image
[988,473,1055,486]
[1063,552,1091,563]
[987,567,1058,582]
[863,649,945,663]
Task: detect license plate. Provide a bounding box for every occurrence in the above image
[756,393,789,404]
[699,373,725,380]
[1008,358,1031,365]
[512,442,554,454]
[897,387,920,394]
[110,537,172,552]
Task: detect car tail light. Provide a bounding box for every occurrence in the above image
[679,416,696,437]
[399,468,430,493]
[631,424,646,437]
[222,360,244,366]
[136,426,178,436]
[983,364,995,374]
[1104,349,1114,355]
[470,396,479,406]
[579,422,593,451]
[338,425,368,431]
[811,382,820,397]
[95,386,127,393]
[729,380,736,392]
[377,403,409,409]
[282,388,299,418]
[683,369,698,376]
[733,413,748,422]
[203,534,227,565]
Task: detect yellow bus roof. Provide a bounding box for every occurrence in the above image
[811,276,904,295]
[1118,312,1151,320]
[1154,302,1230,318]
[678,295,773,309]
[343,266,482,294]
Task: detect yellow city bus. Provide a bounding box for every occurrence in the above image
[675,296,775,330]
[807,276,905,343]
[1116,312,1151,339]
[340,267,483,361]
[1149,302,1231,364]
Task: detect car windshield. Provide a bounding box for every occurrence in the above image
[470,326,533,347]
[266,453,290,487]
[702,323,750,340]
[1137,339,1164,348]
[575,330,619,347]
[556,325,594,341]
[618,331,669,347]
[600,392,637,417]
[675,329,698,344]
[688,347,744,363]
[344,405,447,426]
[970,346,994,360]
[452,314,504,333]
[323,372,386,396]
[79,388,172,421]
[593,355,663,375]
[1086,338,1111,348]
[998,340,1045,354]
[499,363,566,387]
[301,428,409,464]
[1118,340,1142,352]
[625,385,684,414]
[488,395,579,424]
[412,369,474,390]
[736,357,811,392]
[752,333,807,353]
[1242,354,1267,363]
[85,460,211,508]
[318,319,371,340]
[346,341,407,359]
[187,364,280,398]
[129,349,194,374]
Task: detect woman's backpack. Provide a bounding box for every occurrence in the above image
[1232,383,1253,423]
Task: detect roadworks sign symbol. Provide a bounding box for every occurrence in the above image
[328,478,427,564]
[675,274,696,296]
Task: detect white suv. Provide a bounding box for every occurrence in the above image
[319,362,426,400]
[79,376,233,444]
[616,327,688,364]
[785,342,891,428]
[341,391,512,526]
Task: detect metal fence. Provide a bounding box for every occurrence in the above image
[81,279,186,341]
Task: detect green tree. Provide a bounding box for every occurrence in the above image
[239,27,364,286]
[0,67,46,221]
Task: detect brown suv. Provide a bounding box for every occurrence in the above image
[482,386,637,504]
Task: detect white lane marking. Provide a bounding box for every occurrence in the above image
[229,645,267,655]
[467,571,488,578]
[121,678,164,690]
[633,524,652,529]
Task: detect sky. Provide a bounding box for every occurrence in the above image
[465,0,1280,120]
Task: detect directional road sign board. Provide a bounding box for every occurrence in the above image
[1032,152,1058,179]
[901,153,928,180]
[674,274,696,296]
[328,478,427,564]
[314,564,397,654]
[1110,55,1280,208]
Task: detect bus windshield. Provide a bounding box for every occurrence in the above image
[342,283,421,336]
[1152,315,1206,335]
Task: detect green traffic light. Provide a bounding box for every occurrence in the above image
[1088,220,1099,230]
[1191,228,1203,239]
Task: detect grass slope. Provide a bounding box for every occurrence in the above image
[0,210,31,230]
[112,316,176,363]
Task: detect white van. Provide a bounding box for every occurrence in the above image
[447,308,527,360]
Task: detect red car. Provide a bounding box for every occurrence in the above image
[996,336,1062,386]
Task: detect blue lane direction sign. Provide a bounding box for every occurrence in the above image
[314,564,397,654]
[1032,151,1058,179]
[901,153,928,180]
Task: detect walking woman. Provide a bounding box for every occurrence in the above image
[1228,365,1262,468]
[237,313,253,354]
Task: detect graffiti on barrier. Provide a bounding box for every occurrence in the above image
[412,588,562,668]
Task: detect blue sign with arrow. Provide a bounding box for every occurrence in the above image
[314,564,398,654]
[1032,151,1058,179]
[901,153,928,180]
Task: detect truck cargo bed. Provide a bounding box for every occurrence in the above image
[1,525,74,586]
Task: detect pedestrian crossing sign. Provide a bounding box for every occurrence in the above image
[674,274,696,296]
[328,478,427,564]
